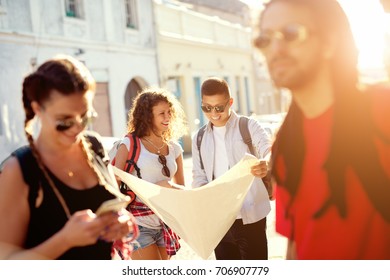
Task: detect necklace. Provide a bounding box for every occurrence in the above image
[36,136,127,219]
[143,137,165,154]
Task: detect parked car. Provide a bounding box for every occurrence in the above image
[252,113,286,139]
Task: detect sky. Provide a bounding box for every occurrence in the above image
[338,0,387,70]
[240,0,389,72]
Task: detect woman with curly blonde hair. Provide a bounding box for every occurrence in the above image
[114,87,188,260]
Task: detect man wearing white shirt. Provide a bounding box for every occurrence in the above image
[191,77,272,260]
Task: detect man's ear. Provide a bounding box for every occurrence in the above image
[229,97,234,106]
[31,101,42,116]
[322,34,337,59]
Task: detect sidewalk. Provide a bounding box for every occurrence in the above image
[171,155,288,260]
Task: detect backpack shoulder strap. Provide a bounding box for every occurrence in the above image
[124,133,142,179]
[118,133,141,201]
[239,116,255,155]
[240,116,272,195]
[11,146,41,210]
[196,124,207,170]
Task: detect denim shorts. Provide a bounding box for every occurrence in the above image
[131,225,165,251]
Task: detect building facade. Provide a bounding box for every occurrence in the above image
[0,0,282,160]
[0,0,159,161]
[154,0,258,152]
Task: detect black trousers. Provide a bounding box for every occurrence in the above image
[214,218,268,260]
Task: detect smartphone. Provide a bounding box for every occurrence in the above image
[95,198,130,216]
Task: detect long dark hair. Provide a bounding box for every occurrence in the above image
[23,55,95,131]
[21,56,100,193]
[266,0,390,222]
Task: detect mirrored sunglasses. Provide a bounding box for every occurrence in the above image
[55,111,98,131]
[201,100,230,113]
[254,23,310,50]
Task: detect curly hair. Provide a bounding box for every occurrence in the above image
[126,87,188,142]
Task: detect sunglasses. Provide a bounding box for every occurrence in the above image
[158,154,171,177]
[55,111,98,131]
[254,23,310,50]
[201,100,230,113]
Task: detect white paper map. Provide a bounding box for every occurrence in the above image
[113,154,263,259]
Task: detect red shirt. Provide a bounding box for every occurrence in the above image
[275,90,390,259]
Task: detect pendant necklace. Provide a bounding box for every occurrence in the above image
[143,137,165,154]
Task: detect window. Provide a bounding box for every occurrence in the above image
[65,0,84,19]
[0,106,3,136]
[0,0,7,13]
[244,77,251,114]
[235,76,242,114]
[193,77,205,126]
[125,0,138,29]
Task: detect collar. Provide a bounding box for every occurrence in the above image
[205,110,238,132]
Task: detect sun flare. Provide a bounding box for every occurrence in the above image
[339,0,388,73]
[247,0,390,81]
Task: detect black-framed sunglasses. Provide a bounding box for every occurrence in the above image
[158,154,171,177]
[201,99,230,113]
[254,23,310,50]
[55,111,98,131]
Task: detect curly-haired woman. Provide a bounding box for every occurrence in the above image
[114,87,188,260]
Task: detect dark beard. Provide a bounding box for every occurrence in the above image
[269,59,322,90]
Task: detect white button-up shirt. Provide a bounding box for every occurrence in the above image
[191,111,272,224]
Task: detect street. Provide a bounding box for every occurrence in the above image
[171,154,288,260]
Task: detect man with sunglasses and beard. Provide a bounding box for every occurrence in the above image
[255,0,390,259]
[191,77,272,260]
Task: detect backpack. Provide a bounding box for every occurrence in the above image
[109,133,142,203]
[196,116,272,193]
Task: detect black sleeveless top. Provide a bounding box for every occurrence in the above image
[13,137,115,260]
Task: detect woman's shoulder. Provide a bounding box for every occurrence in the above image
[169,140,182,148]
[1,145,29,171]
[0,151,30,195]
[168,140,183,156]
[1,153,24,175]
[4,146,43,188]
[2,146,35,173]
